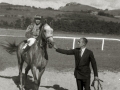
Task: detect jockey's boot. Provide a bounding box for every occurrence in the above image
[22,45,30,54]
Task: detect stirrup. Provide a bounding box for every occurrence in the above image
[22,45,30,54]
[22,43,28,50]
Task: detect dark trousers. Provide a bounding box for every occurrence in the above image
[76,78,90,90]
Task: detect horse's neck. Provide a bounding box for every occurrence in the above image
[33,40,47,50]
[35,23,47,50]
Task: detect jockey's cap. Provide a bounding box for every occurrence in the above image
[34,15,42,20]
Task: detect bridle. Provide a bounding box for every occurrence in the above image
[46,36,53,40]
[36,24,53,48]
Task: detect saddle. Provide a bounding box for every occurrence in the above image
[23,40,48,60]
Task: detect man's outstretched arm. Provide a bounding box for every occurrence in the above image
[54,44,74,55]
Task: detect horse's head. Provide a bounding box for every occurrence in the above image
[39,23,54,48]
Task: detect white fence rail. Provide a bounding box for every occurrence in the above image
[54,36,120,50]
[1,35,120,51]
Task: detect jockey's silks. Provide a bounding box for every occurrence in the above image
[25,23,42,38]
[32,24,41,37]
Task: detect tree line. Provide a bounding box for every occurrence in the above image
[52,13,120,35]
[0,17,32,29]
[0,13,120,35]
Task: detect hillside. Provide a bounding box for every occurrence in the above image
[96,15,120,23]
[0,2,120,35]
[0,2,119,23]
[0,2,68,19]
[59,2,99,11]
[106,9,120,16]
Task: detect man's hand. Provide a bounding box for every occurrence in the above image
[53,44,58,49]
[92,76,103,90]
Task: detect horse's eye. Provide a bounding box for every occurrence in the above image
[44,30,46,32]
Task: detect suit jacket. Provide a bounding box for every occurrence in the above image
[56,48,98,79]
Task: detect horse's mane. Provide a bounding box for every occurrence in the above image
[35,23,47,48]
[36,23,44,40]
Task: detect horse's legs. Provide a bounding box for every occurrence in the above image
[18,58,24,90]
[31,66,39,90]
[38,68,45,86]
[25,65,31,79]
[24,65,31,88]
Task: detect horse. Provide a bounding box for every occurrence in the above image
[1,23,54,90]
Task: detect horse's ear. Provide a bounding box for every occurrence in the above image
[44,19,47,24]
[50,20,53,27]
[50,22,52,26]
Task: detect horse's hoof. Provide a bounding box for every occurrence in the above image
[19,85,25,90]
[22,88,25,90]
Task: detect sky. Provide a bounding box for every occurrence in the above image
[0,0,120,10]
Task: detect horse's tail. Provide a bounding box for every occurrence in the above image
[0,41,18,54]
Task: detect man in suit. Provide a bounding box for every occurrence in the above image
[53,37,99,90]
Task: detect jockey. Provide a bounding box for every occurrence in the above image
[22,15,43,53]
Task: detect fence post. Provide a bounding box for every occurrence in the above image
[73,38,76,49]
[102,39,105,51]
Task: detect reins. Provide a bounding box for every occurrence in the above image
[91,79,103,90]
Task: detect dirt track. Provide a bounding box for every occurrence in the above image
[0,67,120,90]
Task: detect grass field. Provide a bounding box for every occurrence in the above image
[0,29,120,90]
[0,29,120,72]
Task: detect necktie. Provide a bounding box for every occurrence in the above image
[79,49,82,58]
[81,49,83,57]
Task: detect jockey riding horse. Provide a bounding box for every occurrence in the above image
[22,15,53,60]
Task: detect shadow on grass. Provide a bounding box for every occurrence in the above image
[0,74,35,90]
[41,85,68,90]
[0,74,68,90]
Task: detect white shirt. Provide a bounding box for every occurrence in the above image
[81,47,86,57]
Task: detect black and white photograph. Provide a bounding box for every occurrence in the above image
[0,0,120,90]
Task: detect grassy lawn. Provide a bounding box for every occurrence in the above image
[0,29,120,72]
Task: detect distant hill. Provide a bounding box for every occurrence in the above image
[59,2,99,11]
[0,2,11,5]
[106,9,120,16]
[0,2,65,18]
[0,2,120,35]
[0,2,119,23]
